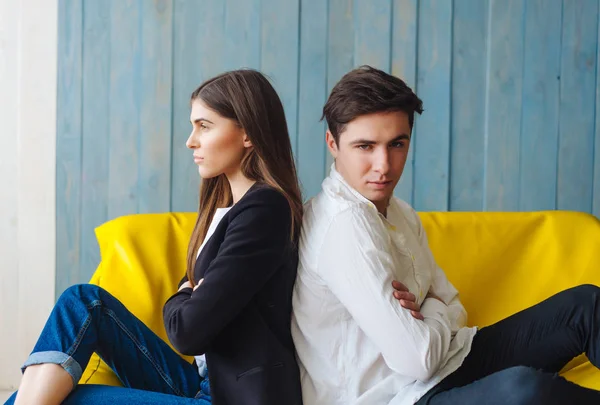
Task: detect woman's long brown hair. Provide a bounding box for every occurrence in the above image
[185,69,303,286]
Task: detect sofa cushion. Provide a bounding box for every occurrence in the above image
[81,210,600,390]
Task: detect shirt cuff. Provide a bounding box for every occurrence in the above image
[420,297,451,329]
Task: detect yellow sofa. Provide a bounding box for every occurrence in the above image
[81,210,600,390]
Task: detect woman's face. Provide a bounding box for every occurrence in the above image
[186,99,252,179]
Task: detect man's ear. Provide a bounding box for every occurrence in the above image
[326,130,338,159]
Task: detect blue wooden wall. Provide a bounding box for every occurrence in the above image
[57,0,600,295]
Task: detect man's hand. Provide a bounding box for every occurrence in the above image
[391,280,424,321]
[425,290,445,304]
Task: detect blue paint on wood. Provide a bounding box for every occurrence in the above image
[519,0,561,211]
[297,0,328,200]
[171,0,226,213]
[450,0,488,211]
[414,0,453,212]
[392,0,418,204]
[57,0,600,294]
[80,0,110,283]
[224,0,261,71]
[108,0,141,219]
[325,0,355,173]
[484,0,525,211]
[56,0,83,297]
[557,0,598,213]
[595,14,600,218]
[138,0,173,214]
[353,0,392,69]
[260,0,300,159]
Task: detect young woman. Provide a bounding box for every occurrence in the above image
[7,69,304,405]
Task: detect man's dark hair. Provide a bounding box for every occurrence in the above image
[321,65,424,144]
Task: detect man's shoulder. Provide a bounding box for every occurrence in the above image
[391,195,413,211]
[299,192,369,263]
[390,197,423,233]
[303,191,370,231]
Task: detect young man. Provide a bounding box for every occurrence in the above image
[291,65,600,405]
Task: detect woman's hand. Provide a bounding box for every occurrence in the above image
[178,281,193,291]
[178,278,204,292]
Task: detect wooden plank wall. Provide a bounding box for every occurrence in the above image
[57,0,600,294]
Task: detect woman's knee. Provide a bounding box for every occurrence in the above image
[58,284,104,304]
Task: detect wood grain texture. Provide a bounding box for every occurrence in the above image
[484,0,525,211]
[224,0,261,71]
[56,0,600,291]
[80,0,110,283]
[56,0,83,296]
[354,0,392,69]
[557,0,598,213]
[108,0,141,219]
[450,0,487,211]
[519,0,561,211]
[138,0,173,214]
[261,0,300,158]
[392,0,418,204]
[595,8,600,219]
[326,0,355,172]
[414,0,453,211]
[297,0,328,199]
[171,0,226,213]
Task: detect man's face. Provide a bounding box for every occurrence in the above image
[327,111,411,214]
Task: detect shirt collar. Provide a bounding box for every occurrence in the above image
[325,163,391,213]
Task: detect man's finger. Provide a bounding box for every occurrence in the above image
[393,290,416,302]
[399,299,420,312]
[411,311,424,321]
[391,280,409,292]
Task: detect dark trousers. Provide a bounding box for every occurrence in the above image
[417,284,600,405]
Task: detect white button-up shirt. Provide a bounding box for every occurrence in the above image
[291,165,477,405]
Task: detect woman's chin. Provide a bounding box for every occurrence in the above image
[198,167,220,179]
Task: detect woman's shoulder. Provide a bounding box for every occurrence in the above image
[231,183,290,217]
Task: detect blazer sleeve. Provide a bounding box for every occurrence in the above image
[163,189,293,355]
[177,273,189,289]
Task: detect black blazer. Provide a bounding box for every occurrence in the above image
[163,183,303,405]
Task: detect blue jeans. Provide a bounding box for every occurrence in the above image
[4,284,210,404]
[417,285,600,404]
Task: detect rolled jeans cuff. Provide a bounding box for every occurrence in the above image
[22,350,83,386]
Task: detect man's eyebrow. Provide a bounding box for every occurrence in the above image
[349,139,377,145]
[391,134,410,141]
[349,134,410,145]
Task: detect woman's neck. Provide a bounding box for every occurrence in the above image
[226,171,256,204]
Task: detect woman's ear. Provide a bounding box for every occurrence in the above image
[242,133,253,148]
